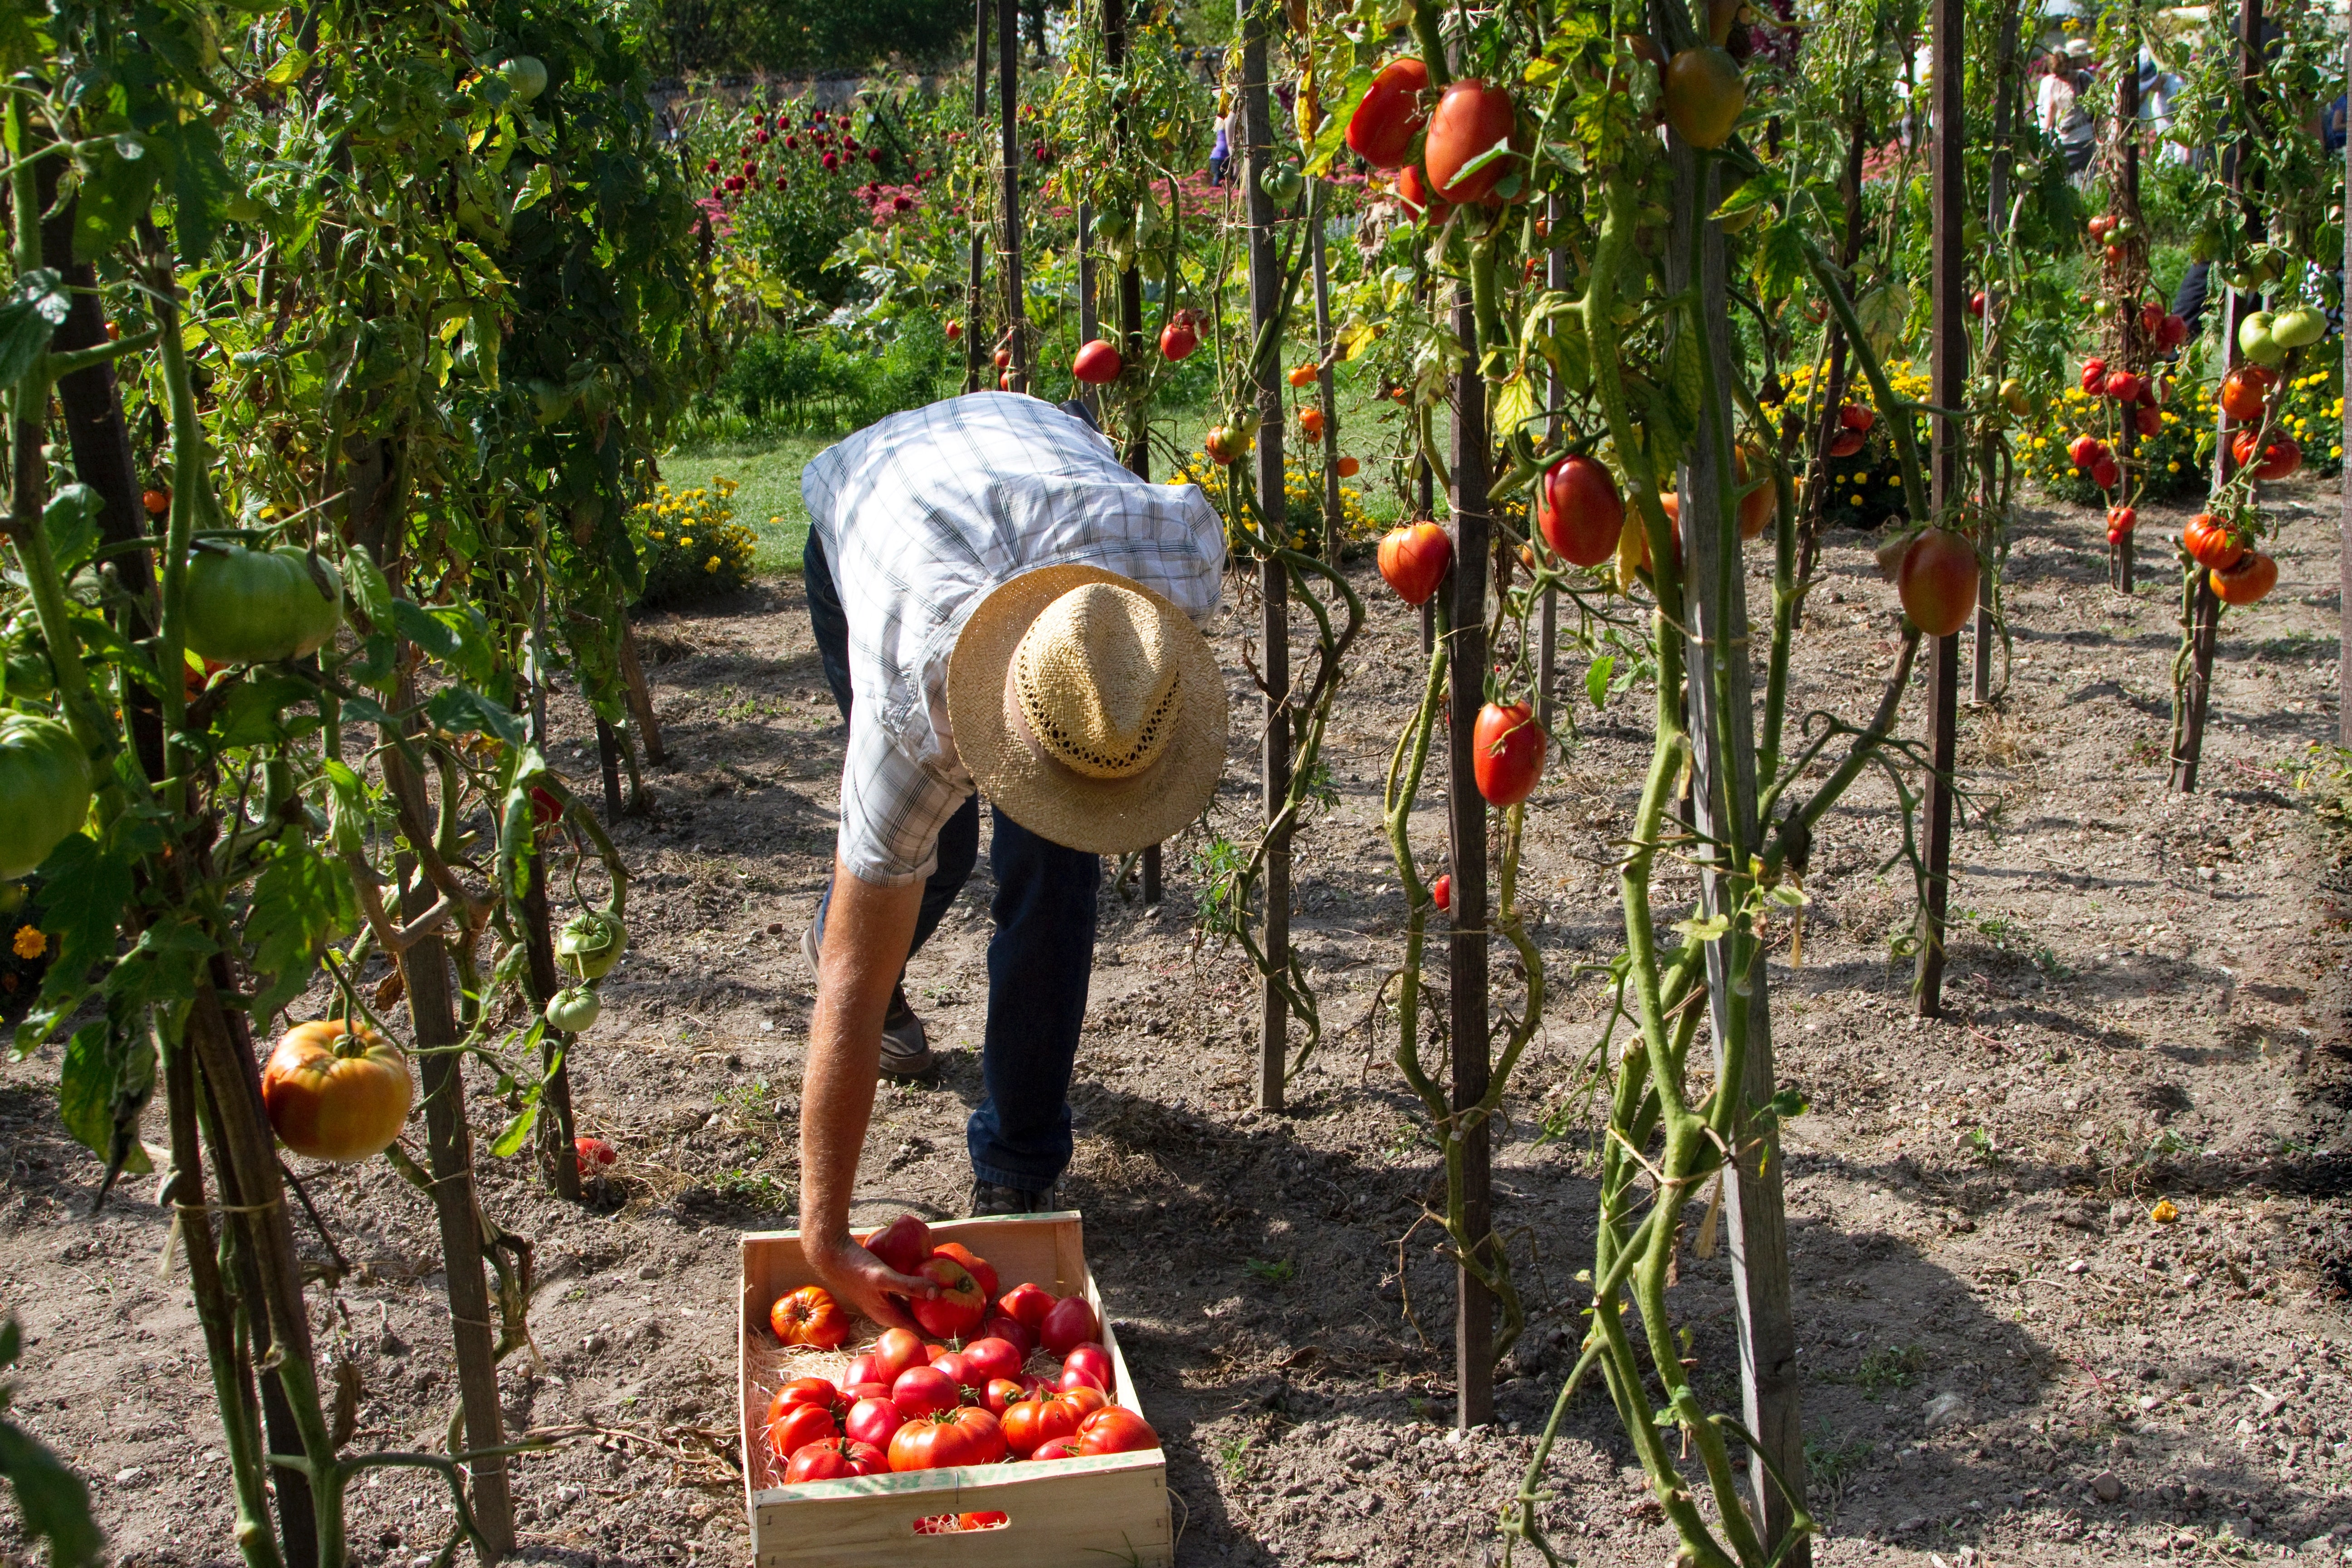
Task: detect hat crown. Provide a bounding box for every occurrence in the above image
[1013,583,1181,780]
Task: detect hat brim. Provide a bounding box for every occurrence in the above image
[947,564,1227,857]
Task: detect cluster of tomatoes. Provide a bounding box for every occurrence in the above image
[2183,512,2278,607]
[702,112,887,204]
[760,1215,1159,1485]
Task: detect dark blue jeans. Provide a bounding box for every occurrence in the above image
[803,529,1099,1191]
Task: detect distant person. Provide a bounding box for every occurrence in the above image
[1209,105,1231,186]
[2052,39,2098,180]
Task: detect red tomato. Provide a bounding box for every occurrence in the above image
[2135,406,2161,437]
[1897,529,1979,637]
[999,1388,1095,1457]
[2211,551,2278,606]
[1072,340,1122,385]
[991,347,1012,372]
[931,1243,999,1301]
[945,319,964,342]
[573,1136,617,1179]
[2087,216,2113,240]
[887,1406,1006,1472]
[261,1021,413,1164]
[1537,454,1623,568]
[770,1286,848,1349]
[1838,403,1875,433]
[1431,873,1451,911]
[979,1312,1037,1356]
[1075,1406,1160,1456]
[1058,1364,1105,1394]
[765,1401,838,1462]
[1030,1437,1081,1461]
[2066,434,2106,469]
[2078,359,2107,394]
[911,1256,987,1339]
[2230,431,2301,481]
[997,1283,1055,1329]
[529,785,564,827]
[1423,79,1517,204]
[870,1327,927,1383]
[864,1214,932,1275]
[1827,428,1866,458]
[765,1377,846,1428]
[1063,1343,1114,1392]
[2106,505,2137,536]
[1967,290,1985,318]
[2090,457,2119,491]
[931,1351,979,1390]
[2181,513,2247,571]
[2104,370,2142,403]
[1378,520,1453,605]
[844,1353,881,1387]
[2219,369,2271,421]
[1394,163,1448,223]
[959,1512,1009,1530]
[1159,313,1198,362]
[962,1338,1022,1384]
[783,1438,889,1483]
[844,1396,905,1449]
[1346,57,1431,169]
[2104,244,2124,266]
[2158,312,2189,348]
[981,1377,1027,1415]
[1040,1295,1098,1357]
[844,1381,892,1403]
[1471,702,1544,807]
[1336,455,1361,478]
[1299,406,1326,438]
[892,1365,961,1416]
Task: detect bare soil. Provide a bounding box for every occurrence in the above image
[3,478,2349,1568]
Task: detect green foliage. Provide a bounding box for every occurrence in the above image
[0,1319,99,1568]
[708,316,956,434]
[650,0,974,76]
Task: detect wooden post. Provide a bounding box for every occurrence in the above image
[1310,184,1341,561]
[617,623,665,764]
[521,642,580,1201]
[593,716,622,821]
[1240,0,1288,1113]
[965,0,989,393]
[1446,280,1493,1431]
[997,0,1028,392]
[2111,22,2140,596]
[2175,0,2261,792]
[1974,0,2022,702]
[2343,15,2352,748]
[1916,0,1965,1016]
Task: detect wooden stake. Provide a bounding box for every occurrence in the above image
[1539,192,1564,732]
[617,623,665,764]
[1310,182,1340,561]
[2343,15,2352,749]
[523,646,579,1201]
[998,0,1027,392]
[2176,0,2261,792]
[1915,0,1966,1019]
[1105,0,1160,906]
[1446,281,1493,1431]
[2111,19,2141,597]
[1975,0,2022,703]
[1241,1,1288,1113]
[964,0,989,394]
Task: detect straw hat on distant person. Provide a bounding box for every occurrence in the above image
[947,565,1225,855]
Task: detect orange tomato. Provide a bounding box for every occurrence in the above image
[260,1020,413,1163]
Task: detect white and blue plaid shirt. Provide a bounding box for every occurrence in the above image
[802,392,1226,886]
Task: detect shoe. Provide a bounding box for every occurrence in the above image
[803,922,937,1080]
[968,1181,1058,1217]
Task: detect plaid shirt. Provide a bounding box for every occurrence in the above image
[803,392,1226,886]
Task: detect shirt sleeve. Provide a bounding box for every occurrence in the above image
[836,711,970,887]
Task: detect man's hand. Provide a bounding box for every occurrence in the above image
[806,1233,936,1335]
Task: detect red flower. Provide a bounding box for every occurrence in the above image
[822,152,838,170]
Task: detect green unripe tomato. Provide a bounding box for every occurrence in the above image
[557,908,627,980]
[2270,305,2327,349]
[0,714,93,880]
[2238,311,2284,367]
[225,193,264,224]
[500,55,548,101]
[4,648,53,702]
[1259,164,1303,205]
[544,985,602,1033]
[182,546,343,665]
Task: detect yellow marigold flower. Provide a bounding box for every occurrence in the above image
[2336,446,2345,458]
[706,557,721,572]
[680,537,693,548]
[1848,494,1862,505]
[11,926,45,961]
[2167,461,2180,472]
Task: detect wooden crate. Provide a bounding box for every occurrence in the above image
[738,1213,1171,1568]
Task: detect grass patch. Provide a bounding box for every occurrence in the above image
[662,431,832,577]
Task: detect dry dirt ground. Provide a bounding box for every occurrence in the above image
[2,478,2350,1568]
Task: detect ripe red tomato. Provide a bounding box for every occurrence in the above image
[1967,290,1985,318]
[765,1400,838,1462]
[992,346,1012,371]
[1537,454,1623,568]
[865,1214,932,1274]
[2181,514,2246,571]
[1896,529,1979,637]
[979,1312,1037,1356]
[573,1136,617,1179]
[1826,428,1864,458]
[931,1351,979,1390]
[2106,505,2137,536]
[1345,57,1430,169]
[999,1388,1096,1457]
[261,1021,414,1164]
[2230,431,2300,481]
[1336,455,1361,478]
[1394,163,1448,223]
[1075,1406,1160,1456]
[892,1365,961,1416]
[2219,369,2271,421]
[1058,1364,1105,1394]
[1072,340,1122,385]
[142,487,172,517]
[911,1255,987,1338]
[769,1285,848,1349]
[2089,456,2119,491]
[1040,1295,1098,1357]
[2135,406,2161,437]
[2104,243,2124,266]
[844,1396,905,1449]
[783,1438,888,1484]
[1378,521,1452,605]
[981,1377,1026,1414]
[2066,434,2105,469]
[1734,448,1775,541]
[2158,312,2190,348]
[1030,1437,1081,1461]
[1299,406,1325,438]
[2078,358,2107,394]
[1838,403,1876,434]
[1472,702,1544,807]
[2211,551,2278,606]
[961,1337,1022,1383]
[2087,216,2113,240]
[1159,312,1198,362]
[945,319,963,342]
[766,1377,846,1429]
[844,1353,881,1387]
[887,1407,1007,1471]
[931,1242,998,1301]
[1431,873,1451,911]
[870,1327,927,1383]
[997,1282,1054,1328]
[1424,79,1517,204]
[1063,1342,1114,1391]
[2103,369,2142,403]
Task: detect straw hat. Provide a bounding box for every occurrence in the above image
[947,564,1225,856]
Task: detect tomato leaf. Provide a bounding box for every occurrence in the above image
[1584,655,1614,710]
[0,268,65,388]
[1671,913,1730,943]
[426,686,525,747]
[39,485,99,575]
[58,1016,154,1181]
[244,840,360,1028]
[10,828,142,1058]
[0,1406,102,1568]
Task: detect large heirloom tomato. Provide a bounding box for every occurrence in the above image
[1378,522,1453,606]
[863,1214,932,1274]
[769,1286,848,1349]
[2230,431,2301,482]
[783,1438,888,1483]
[1472,702,1544,807]
[997,1282,1054,1328]
[0,715,92,880]
[1423,80,1518,204]
[765,1400,838,1462]
[1896,529,1979,638]
[2211,552,2278,606]
[765,1377,846,1429]
[1663,48,1744,149]
[182,544,343,665]
[887,1406,1007,1471]
[999,1387,1103,1457]
[1537,455,1623,568]
[910,1255,986,1338]
[260,1020,414,1163]
[2218,368,2273,421]
[931,1242,998,1300]
[1074,1406,1159,1456]
[1345,57,1430,169]
[1040,1294,1098,1356]
[2181,514,2247,572]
